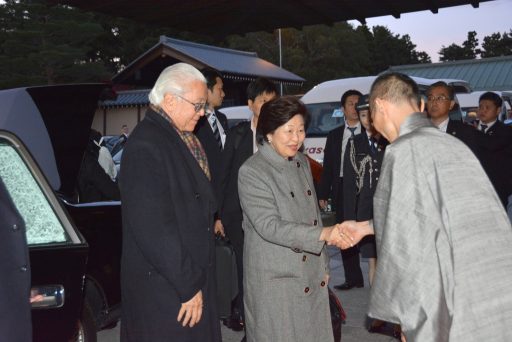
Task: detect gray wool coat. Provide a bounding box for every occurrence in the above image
[238,143,333,342]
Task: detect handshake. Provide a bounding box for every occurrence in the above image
[320,220,374,249]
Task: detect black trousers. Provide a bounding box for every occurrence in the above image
[224,219,245,319]
[335,177,364,286]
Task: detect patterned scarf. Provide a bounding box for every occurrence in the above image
[150,104,211,181]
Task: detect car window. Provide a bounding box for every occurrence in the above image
[0,140,71,245]
[227,119,249,129]
[306,102,344,137]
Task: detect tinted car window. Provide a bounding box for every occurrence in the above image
[306,102,344,137]
[0,141,70,245]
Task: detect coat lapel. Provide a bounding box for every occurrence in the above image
[147,110,217,205]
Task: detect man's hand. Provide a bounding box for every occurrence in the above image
[337,220,374,249]
[214,219,225,237]
[177,290,203,327]
[319,199,328,210]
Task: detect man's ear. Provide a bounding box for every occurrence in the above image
[420,98,426,112]
[374,98,385,114]
[449,100,455,111]
[162,93,175,112]
[495,105,502,117]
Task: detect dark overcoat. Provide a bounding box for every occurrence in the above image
[477,121,512,206]
[119,109,221,342]
[0,178,32,342]
[194,110,228,207]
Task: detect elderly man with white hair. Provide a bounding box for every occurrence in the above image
[119,63,221,341]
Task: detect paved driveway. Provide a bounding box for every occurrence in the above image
[98,246,398,341]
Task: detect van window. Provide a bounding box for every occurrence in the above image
[306,102,344,137]
[0,141,70,245]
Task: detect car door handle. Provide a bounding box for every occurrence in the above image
[30,285,65,309]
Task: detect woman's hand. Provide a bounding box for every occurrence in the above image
[319,225,343,246]
[338,220,374,249]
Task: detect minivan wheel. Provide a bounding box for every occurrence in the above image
[77,302,97,342]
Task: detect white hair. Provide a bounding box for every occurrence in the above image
[148,63,206,105]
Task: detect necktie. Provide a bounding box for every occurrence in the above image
[369,137,377,154]
[480,124,488,133]
[209,112,222,149]
[347,126,357,137]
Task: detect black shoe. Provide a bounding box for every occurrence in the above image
[222,315,245,332]
[333,282,364,290]
[392,325,402,340]
[240,336,246,342]
[368,320,385,334]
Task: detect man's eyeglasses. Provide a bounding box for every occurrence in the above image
[427,95,451,102]
[175,94,207,113]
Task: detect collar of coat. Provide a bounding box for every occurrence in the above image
[399,112,436,138]
[258,142,305,171]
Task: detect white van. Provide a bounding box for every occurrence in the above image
[219,76,472,163]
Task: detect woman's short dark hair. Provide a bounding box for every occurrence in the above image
[256,96,310,145]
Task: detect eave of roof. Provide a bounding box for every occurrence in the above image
[112,36,305,86]
[43,0,492,38]
[100,89,150,108]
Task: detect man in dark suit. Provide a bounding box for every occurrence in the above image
[318,89,365,290]
[476,91,512,209]
[119,63,221,341]
[219,78,277,336]
[195,68,229,235]
[426,81,480,155]
[0,177,32,342]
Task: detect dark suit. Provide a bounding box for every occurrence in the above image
[343,133,387,258]
[219,121,253,317]
[318,125,364,286]
[195,110,228,207]
[446,119,480,156]
[477,121,512,207]
[0,178,32,342]
[119,109,221,342]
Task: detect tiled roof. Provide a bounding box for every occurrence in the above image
[112,36,305,86]
[159,37,304,83]
[101,89,150,108]
[387,56,512,91]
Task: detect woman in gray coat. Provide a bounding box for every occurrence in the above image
[238,96,338,342]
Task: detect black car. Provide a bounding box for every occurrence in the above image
[0,84,122,342]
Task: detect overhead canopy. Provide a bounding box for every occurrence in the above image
[43,0,492,38]
[113,36,305,87]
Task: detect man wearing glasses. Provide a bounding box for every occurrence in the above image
[426,81,479,155]
[119,63,221,341]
